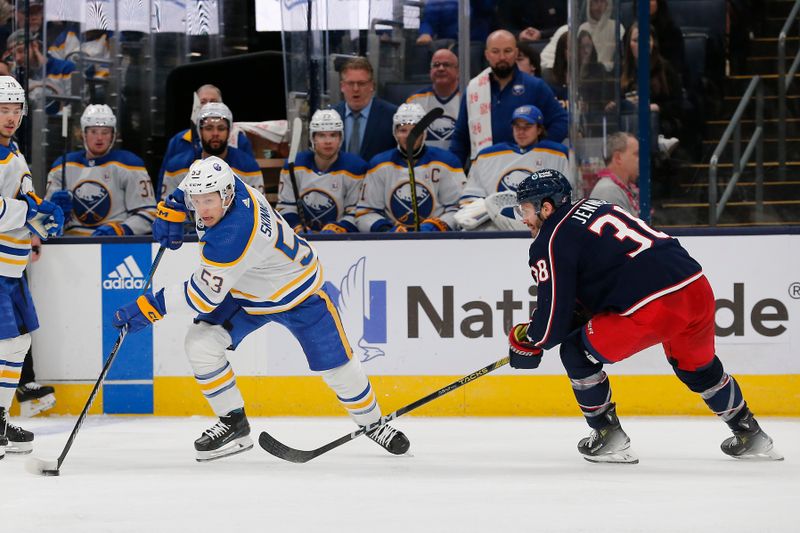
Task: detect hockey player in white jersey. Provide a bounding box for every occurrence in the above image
[0,76,64,459]
[112,157,410,461]
[356,103,465,232]
[44,105,157,236]
[455,104,569,231]
[277,109,367,233]
[160,102,264,200]
[405,49,461,150]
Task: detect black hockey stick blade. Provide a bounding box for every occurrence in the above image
[258,356,510,463]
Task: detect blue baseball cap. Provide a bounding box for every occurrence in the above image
[511,105,544,126]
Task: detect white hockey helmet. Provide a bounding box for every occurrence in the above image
[309,109,343,135]
[180,156,236,212]
[81,104,117,156]
[393,103,426,130]
[197,102,232,128]
[0,75,27,118]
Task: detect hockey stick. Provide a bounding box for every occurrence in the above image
[25,246,166,477]
[60,105,70,190]
[287,117,309,232]
[404,107,443,231]
[258,355,510,463]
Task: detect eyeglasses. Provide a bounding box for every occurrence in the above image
[342,80,372,89]
[431,62,456,69]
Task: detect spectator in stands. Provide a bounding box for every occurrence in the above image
[406,48,461,150]
[516,41,541,77]
[590,131,640,216]
[416,0,494,45]
[45,105,157,236]
[634,0,685,77]
[334,57,398,163]
[540,24,567,71]
[161,102,263,200]
[450,30,568,167]
[495,0,566,43]
[544,30,610,113]
[619,22,682,156]
[7,29,75,115]
[579,0,625,71]
[455,104,568,231]
[159,84,254,198]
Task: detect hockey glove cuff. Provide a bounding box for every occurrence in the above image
[25,197,64,240]
[508,323,543,369]
[113,290,167,333]
[419,217,449,232]
[154,198,189,249]
[92,222,132,236]
[321,220,358,234]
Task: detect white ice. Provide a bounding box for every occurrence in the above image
[3,416,798,532]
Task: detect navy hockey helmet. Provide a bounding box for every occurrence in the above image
[516,169,572,215]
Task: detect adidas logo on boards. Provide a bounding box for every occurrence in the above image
[103,255,146,290]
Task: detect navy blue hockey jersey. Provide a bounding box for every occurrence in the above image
[528,199,703,350]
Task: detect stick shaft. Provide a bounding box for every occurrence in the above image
[404,108,444,231]
[287,117,309,230]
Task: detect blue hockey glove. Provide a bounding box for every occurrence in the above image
[320,220,357,234]
[113,290,167,333]
[50,190,74,220]
[23,193,64,240]
[419,217,448,232]
[92,222,132,236]
[508,323,543,369]
[154,197,189,249]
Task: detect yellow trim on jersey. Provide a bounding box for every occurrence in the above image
[0,256,28,266]
[164,167,189,178]
[345,391,376,411]
[0,368,21,380]
[406,91,434,102]
[476,149,515,161]
[55,160,147,173]
[244,274,324,315]
[368,160,461,175]
[318,289,354,360]
[230,288,259,300]
[187,284,215,313]
[0,234,31,245]
[234,169,262,178]
[294,165,364,180]
[198,367,234,392]
[182,130,192,142]
[533,147,568,158]
[268,259,319,301]
[201,188,260,268]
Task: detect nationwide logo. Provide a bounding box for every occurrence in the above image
[103,255,146,290]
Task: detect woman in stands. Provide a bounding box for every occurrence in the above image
[544,30,609,115]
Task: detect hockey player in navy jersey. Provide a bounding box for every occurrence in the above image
[455,104,568,231]
[277,109,367,233]
[112,157,409,461]
[356,103,465,232]
[507,169,782,463]
[0,76,63,459]
[159,102,263,200]
[45,105,157,236]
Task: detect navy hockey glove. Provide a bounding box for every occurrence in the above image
[23,193,64,240]
[113,290,167,333]
[92,222,132,236]
[419,217,449,232]
[154,198,189,249]
[320,220,358,234]
[50,190,73,220]
[508,323,543,369]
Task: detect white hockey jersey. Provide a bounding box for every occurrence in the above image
[277,151,367,231]
[163,178,322,317]
[45,149,157,236]
[461,140,569,203]
[0,143,35,278]
[406,87,461,150]
[356,146,465,232]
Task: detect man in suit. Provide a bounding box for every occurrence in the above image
[334,57,398,164]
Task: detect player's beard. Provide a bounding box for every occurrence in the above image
[202,139,227,156]
[491,62,515,80]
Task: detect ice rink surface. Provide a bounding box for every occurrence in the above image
[2,416,797,532]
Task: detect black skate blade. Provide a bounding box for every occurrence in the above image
[196,436,253,462]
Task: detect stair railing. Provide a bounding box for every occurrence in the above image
[778,0,800,180]
[709,76,764,226]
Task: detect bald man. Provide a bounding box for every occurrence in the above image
[406,49,461,150]
[450,30,568,167]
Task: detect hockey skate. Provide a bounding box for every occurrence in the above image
[0,435,6,460]
[366,424,410,455]
[0,407,34,454]
[194,408,253,462]
[721,411,783,461]
[16,382,56,417]
[577,408,638,464]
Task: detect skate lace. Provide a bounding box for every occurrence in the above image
[368,424,397,447]
[24,382,43,391]
[204,420,231,439]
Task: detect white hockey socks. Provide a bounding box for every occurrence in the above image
[320,357,381,426]
[0,334,31,409]
[185,323,244,417]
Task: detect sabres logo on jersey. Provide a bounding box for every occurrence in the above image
[427,115,456,142]
[74,180,112,224]
[390,182,433,226]
[300,189,339,230]
[498,168,533,193]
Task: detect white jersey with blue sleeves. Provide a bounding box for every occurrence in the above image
[460,140,569,203]
[0,143,35,278]
[163,178,322,317]
[277,151,367,231]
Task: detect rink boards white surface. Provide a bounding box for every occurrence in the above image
[3,416,798,532]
